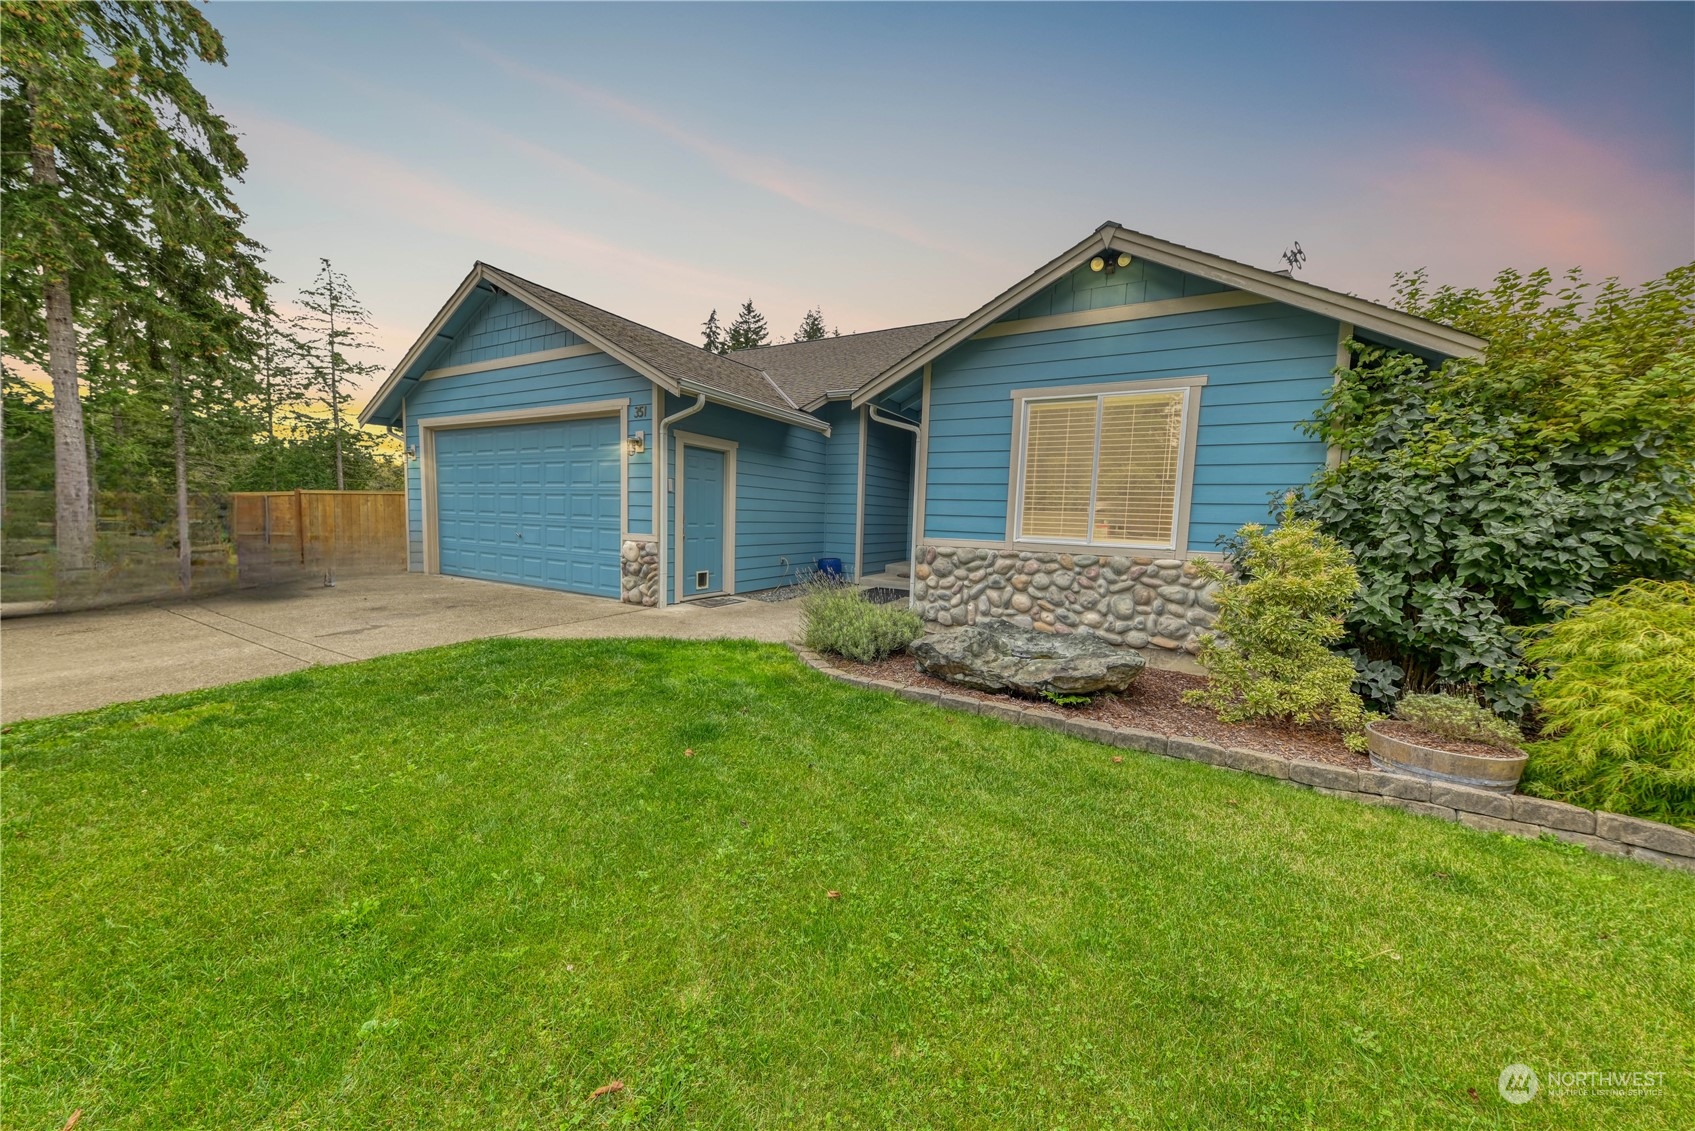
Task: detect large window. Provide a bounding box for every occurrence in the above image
[1016,387,1189,548]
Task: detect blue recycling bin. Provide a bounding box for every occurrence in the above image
[816,557,844,580]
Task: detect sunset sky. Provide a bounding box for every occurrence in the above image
[195,1,1694,393]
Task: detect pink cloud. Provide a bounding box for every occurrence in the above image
[1366,65,1692,287]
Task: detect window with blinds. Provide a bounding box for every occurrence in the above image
[1017,388,1187,547]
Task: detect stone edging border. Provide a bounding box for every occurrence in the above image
[785,644,1695,874]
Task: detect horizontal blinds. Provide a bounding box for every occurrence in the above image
[1019,398,1096,540]
[1094,391,1183,544]
[1017,388,1186,547]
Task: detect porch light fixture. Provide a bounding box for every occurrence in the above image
[1089,252,1133,274]
[627,430,646,455]
[405,444,418,461]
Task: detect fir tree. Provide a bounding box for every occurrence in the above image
[795,307,828,342]
[726,299,769,351]
[700,308,726,354]
[2,1,263,579]
[293,260,381,490]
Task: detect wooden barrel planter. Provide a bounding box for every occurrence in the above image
[1365,722,1527,794]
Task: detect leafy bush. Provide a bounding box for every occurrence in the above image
[1392,693,1521,750]
[1300,264,1695,714]
[1186,504,1372,750]
[1519,580,1695,828]
[800,583,923,663]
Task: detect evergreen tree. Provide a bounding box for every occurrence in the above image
[251,308,310,490]
[726,299,769,351]
[700,308,726,354]
[795,307,828,342]
[1,0,257,581]
[294,259,381,490]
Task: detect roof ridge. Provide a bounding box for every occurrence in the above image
[736,318,960,352]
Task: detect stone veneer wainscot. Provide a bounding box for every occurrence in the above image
[911,545,1221,653]
[619,540,659,606]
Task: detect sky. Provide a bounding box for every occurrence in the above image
[193,1,1695,394]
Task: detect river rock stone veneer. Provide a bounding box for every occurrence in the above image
[910,545,1222,653]
[620,540,659,606]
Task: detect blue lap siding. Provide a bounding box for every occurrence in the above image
[922,265,1338,554]
[819,402,861,578]
[661,396,826,603]
[401,298,652,574]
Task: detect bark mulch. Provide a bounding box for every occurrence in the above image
[835,653,1369,769]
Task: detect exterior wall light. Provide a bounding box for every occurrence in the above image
[627,431,646,455]
[405,444,418,461]
[1089,253,1133,274]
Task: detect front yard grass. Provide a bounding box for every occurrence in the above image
[4,638,1691,1128]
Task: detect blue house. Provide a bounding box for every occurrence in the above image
[359,222,1482,652]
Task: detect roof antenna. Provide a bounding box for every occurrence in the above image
[1280,241,1307,275]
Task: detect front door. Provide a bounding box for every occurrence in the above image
[682,445,725,597]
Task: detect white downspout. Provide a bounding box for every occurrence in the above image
[655,393,706,609]
[867,405,921,603]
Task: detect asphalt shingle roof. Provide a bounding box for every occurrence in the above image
[480,264,802,416]
[733,320,960,409]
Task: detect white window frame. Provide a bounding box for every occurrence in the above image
[1007,376,1206,555]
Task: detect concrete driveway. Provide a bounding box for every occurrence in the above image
[1,573,801,723]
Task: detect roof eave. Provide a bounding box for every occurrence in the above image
[1099,226,1488,360]
[677,379,831,435]
[484,267,685,401]
[851,223,1486,407]
[357,265,493,427]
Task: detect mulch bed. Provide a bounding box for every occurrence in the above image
[834,653,1369,769]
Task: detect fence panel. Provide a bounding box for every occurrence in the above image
[233,490,406,584]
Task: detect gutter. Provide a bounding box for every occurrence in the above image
[655,393,706,610]
[679,381,831,437]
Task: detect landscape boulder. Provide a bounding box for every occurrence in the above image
[909,620,1146,697]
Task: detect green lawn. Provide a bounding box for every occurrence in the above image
[4,639,1691,1129]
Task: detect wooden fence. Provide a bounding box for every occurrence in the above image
[231,490,406,585]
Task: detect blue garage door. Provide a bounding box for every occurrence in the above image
[434,416,621,597]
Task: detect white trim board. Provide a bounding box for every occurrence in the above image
[853,406,868,580]
[1006,377,1203,558]
[417,399,630,578]
[420,343,601,382]
[672,429,738,602]
[974,291,1270,341]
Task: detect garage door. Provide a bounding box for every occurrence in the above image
[433,415,622,597]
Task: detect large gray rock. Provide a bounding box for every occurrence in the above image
[909,620,1146,697]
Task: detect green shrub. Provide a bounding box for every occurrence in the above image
[1393,693,1522,750]
[800,583,923,663]
[1299,264,1695,714]
[1185,504,1372,750]
[1519,580,1695,829]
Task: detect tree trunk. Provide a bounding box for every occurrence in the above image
[171,363,192,594]
[32,124,96,578]
[329,308,344,490]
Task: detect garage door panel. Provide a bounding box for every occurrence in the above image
[433,415,621,598]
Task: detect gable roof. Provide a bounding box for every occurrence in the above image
[850,221,1488,407]
[733,320,960,410]
[358,263,828,432]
